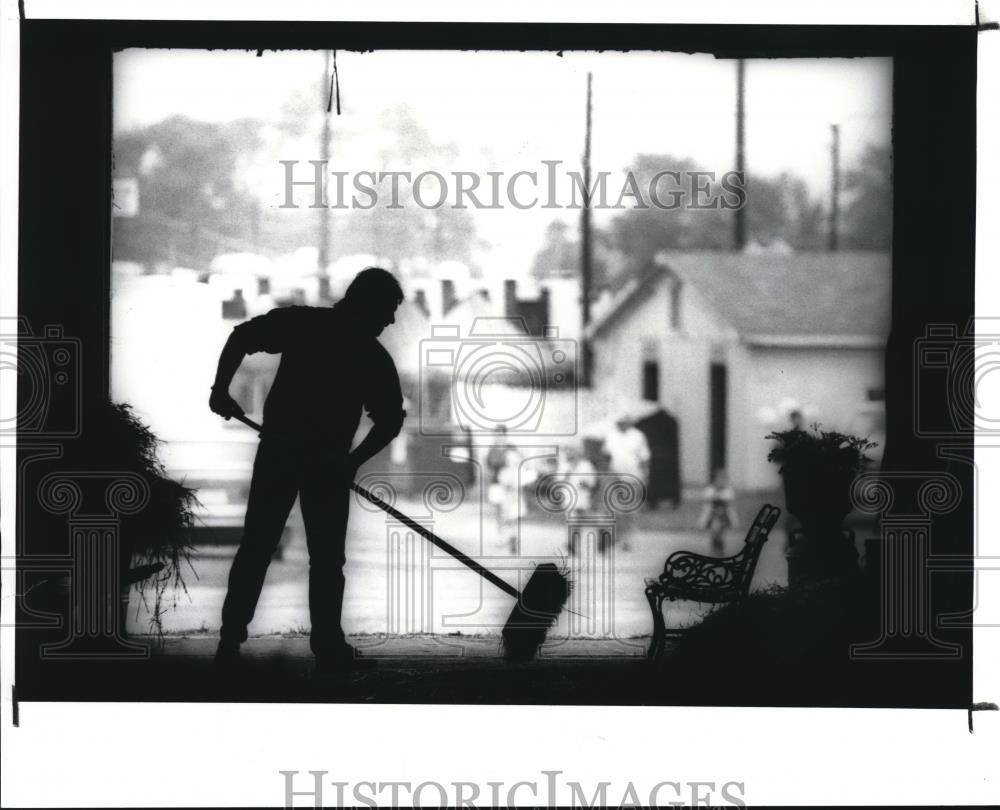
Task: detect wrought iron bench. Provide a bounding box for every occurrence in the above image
[644,503,781,659]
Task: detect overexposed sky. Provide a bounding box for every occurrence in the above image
[114,49,891,270]
[115,49,891,194]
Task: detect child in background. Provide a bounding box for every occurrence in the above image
[557,443,597,555]
[486,426,518,551]
[699,469,737,555]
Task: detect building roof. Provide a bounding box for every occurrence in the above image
[587,250,892,345]
[443,288,491,318]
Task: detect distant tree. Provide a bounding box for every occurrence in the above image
[114,115,263,269]
[608,154,826,272]
[531,218,615,289]
[840,143,891,251]
[608,154,730,271]
[531,220,577,277]
[783,175,827,251]
[744,172,826,250]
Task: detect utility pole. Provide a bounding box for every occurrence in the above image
[734,59,747,251]
[317,50,333,298]
[829,123,840,252]
[580,71,593,387]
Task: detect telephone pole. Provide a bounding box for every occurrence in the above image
[829,123,840,251]
[317,50,333,297]
[580,71,594,387]
[734,59,747,251]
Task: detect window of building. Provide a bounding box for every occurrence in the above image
[669,278,682,330]
[642,359,660,402]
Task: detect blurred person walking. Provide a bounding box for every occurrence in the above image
[602,414,650,552]
[557,442,597,555]
[486,425,524,555]
[780,406,806,552]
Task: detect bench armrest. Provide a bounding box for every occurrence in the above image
[660,550,742,592]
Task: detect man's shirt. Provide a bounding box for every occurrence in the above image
[232,304,404,450]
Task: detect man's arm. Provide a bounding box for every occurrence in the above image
[348,412,405,472]
[208,309,291,420]
[348,347,406,475]
[208,329,248,420]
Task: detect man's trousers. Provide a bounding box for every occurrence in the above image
[220,437,350,657]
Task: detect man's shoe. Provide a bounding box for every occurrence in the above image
[214,640,241,668]
[314,642,376,676]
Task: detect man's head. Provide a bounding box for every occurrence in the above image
[342,267,404,337]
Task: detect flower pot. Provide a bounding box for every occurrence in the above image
[781,462,854,532]
[782,463,859,583]
[785,528,859,585]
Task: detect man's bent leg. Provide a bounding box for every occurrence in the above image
[299,465,350,658]
[220,440,300,647]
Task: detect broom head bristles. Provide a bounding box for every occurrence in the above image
[501,562,571,662]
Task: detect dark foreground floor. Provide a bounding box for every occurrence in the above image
[14,631,971,708]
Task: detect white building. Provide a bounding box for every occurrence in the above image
[585,251,891,491]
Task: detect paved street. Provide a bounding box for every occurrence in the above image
[128,494,789,644]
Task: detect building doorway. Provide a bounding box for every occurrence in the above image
[709,362,727,476]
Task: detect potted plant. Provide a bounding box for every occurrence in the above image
[58,400,198,639]
[766,424,877,580]
[112,402,198,637]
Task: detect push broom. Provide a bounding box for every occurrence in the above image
[230,413,571,661]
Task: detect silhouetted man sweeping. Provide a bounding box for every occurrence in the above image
[209,267,405,671]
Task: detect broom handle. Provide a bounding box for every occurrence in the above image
[231,412,521,600]
[350,483,521,600]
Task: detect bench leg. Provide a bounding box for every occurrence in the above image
[645,587,667,660]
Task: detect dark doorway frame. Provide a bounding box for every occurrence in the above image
[16,20,976,706]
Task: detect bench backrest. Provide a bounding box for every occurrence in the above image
[731,504,781,599]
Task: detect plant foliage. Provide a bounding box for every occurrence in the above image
[75,400,199,637]
[765,423,878,476]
